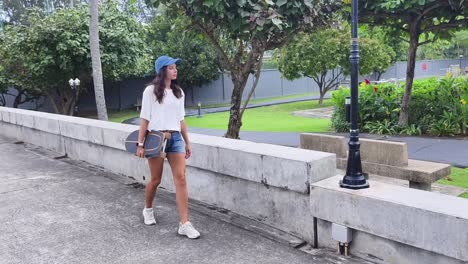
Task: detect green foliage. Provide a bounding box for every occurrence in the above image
[330,87,350,132]
[150,0,342,42]
[358,0,468,55]
[360,24,407,62]
[399,124,422,136]
[0,1,150,112]
[2,0,69,24]
[415,30,468,59]
[276,28,394,102]
[146,16,219,89]
[331,76,468,136]
[262,59,278,69]
[363,120,397,135]
[278,28,394,79]
[277,29,347,80]
[0,23,44,107]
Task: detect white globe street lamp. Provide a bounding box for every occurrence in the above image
[69,78,81,89]
[68,78,81,114]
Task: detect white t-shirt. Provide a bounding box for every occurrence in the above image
[139,85,185,131]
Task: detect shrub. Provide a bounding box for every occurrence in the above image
[331,76,468,136]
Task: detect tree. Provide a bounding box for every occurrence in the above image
[2,0,72,24]
[0,24,43,108]
[360,25,406,75]
[149,0,341,139]
[89,0,107,120]
[359,0,468,126]
[0,3,149,113]
[276,28,394,104]
[146,15,220,92]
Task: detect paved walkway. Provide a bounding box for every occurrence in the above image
[292,107,334,119]
[0,135,371,264]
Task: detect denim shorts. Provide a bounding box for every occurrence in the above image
[164,131,185,153]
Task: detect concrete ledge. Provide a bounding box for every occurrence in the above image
[310,175,468,262]
[360,138,408,166]
[301,133,450,189]
[0,107,336,194]
[181,134,337,193]
[300,133,347,158]
[336,158,451,187]
[300,133,408,166]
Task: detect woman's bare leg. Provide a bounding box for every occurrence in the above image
[166,153,188,223]
[145,157,164,208]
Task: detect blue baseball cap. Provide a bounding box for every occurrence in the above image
[154,55,182,74]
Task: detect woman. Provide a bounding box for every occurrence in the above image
[136,55,200,239]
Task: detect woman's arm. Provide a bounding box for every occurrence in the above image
[180,120,191,159]
[136,118,149,158]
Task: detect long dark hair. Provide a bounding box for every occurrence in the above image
[151,65,182,103]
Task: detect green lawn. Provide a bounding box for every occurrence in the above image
[186,100,333,132]
[188,92,320,109]
[108,110,139,123]
[437,167,468,198]
[438,167,468,189]
[108,92,322,123]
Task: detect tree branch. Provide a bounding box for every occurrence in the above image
[425,18,468,32]
[193,21,233,71]
[417,1,446,21]
[44,90,60,114]
[418,39,434,46]
[398,36,410,43]
[240,53,264,119]
[306,74,320,85]
[328,70,343,85]
[360,12,405,22]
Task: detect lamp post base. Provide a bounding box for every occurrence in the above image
[339,178,369,189]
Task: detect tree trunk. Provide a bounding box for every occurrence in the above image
[0,94,6,106]
[225,76,247,139]
[224,44,263,139]
[45,91,60,114]
[89,0,108,121]
[319,91,324,105]
[240,53,264,119]
[376,71,383,81]
[317,74,325,105]
[13,90,23,108]
[399,23,420,127]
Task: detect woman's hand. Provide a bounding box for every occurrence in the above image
[136,146,145,158]
[185,144,191,159]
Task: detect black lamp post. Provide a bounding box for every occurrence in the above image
[460,55,464,74]
[340,0,369,189]
[197,102,202,118]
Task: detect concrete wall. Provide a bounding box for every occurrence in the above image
[311,176,468,264]
[1,107,467,264]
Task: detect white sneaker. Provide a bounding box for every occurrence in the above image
[178,221,201,239]
[142,208,156,225]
